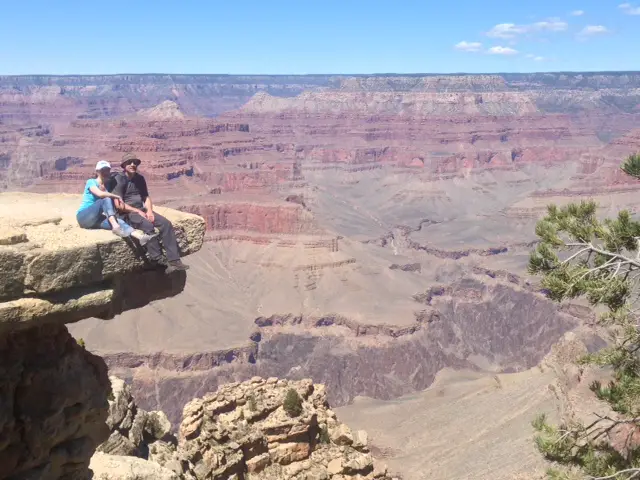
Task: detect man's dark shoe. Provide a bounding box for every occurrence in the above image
[166,260,189,274]
[145,257,167,271]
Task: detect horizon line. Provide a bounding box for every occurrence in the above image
[1,70,640,78]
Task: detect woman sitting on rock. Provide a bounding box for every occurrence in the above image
[76,160,155,244]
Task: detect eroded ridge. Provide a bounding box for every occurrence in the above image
[91,375,399,480]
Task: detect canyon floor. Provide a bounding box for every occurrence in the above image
[3,72,640,478]
[338,367,556,480]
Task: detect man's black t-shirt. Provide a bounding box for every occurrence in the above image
[107,173,149,210]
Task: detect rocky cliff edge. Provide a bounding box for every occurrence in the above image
[0,192,205,479]
[0,192,205,332]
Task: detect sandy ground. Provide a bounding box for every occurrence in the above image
[337,367,558,480]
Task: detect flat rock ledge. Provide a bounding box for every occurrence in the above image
[0,192,205,332]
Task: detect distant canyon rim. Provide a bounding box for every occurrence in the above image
[2,72,640,476]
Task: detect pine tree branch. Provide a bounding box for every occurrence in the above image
[562,246,592,265]
[569,258,625,289]
[611,261,624,279]
[565,242,640,270]
[532,160,640,479]
[588,468,640,479]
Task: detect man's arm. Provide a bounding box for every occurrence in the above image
[140,176,155,223]
[114,198,145,215]
[111,175,145,216]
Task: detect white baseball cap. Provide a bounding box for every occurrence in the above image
[95,160,111,171]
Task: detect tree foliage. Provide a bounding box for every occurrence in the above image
[283,388,303,417]
[529,154,640,479]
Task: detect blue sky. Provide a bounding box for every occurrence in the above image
[0,1,638,75]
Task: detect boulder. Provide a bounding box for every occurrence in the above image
[97,431,138,456]
[352,429,369,450]
[128,409,149,447]
[90,452,180,480]
[145,410,173,441]
[106,376,132,430]
[330,423,354,446]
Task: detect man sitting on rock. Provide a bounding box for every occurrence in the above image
[109,153,189,273]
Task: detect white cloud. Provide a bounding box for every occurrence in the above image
[533,19,568,31]
[570,10,585,16]
[619,3,640,14]
[454,41,483,52]
[486,23,527,39]
[526,54,546,61]
[488,46,519,55]
[578,25,609,36]
[486,19,567,39]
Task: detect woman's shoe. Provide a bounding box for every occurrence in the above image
[131,229,157,246]
[111,227,129,238]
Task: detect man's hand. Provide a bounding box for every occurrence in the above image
[143,196,155,224]
[132,208,151,221]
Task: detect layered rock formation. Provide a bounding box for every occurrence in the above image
[92,376,397,480]
[2,73,640,479]
[2,73,640,194]
[225,91,610,177]
[91,268,584,430]
[0,192,205,479]
[171,197,319,235]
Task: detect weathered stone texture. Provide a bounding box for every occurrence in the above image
[90,452,181,480]
[0,323,110,479]
[171,377,397,479]
[0,193,205,332]
[91,376,397,479]
[0,193,206,479]
[97,376,172,457]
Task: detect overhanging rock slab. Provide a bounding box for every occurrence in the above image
[0,192,205,331]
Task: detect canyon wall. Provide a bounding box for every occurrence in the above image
[2,72,640,478]
[0,192,205,479]
[2,73,639,227]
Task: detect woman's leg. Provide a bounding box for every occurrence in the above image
[78,199,130,237]
[104,212,158,245]
[98,198,125,231]
[77,199,108,229]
